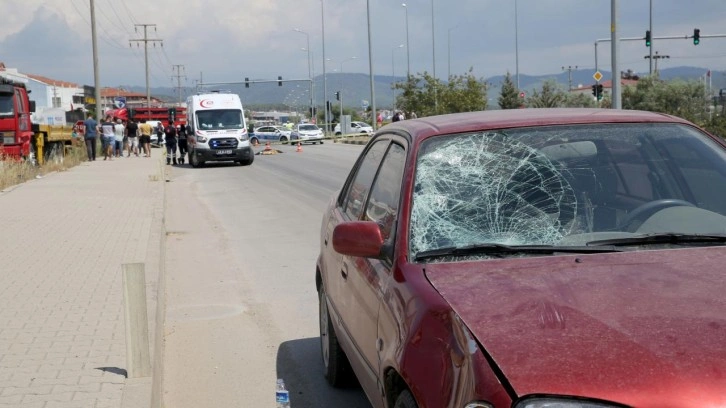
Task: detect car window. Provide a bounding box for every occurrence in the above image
[364,143,406,244]
[409,123,726,257]
[342,140,389,220]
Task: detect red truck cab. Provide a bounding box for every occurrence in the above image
[0,78,36,159]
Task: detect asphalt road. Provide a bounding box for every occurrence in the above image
[161,142,371,407]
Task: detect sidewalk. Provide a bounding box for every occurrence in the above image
[0,150,166,408]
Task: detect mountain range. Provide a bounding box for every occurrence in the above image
[125,66,724,111]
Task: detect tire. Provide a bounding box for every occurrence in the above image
[190,149,203,168]
[320,140,324,144]
[239,154,254,166]
[335,132,341,136]
[250,137,259,146]
[394,389,418,408]
[319,287,354,387]
[280,136,288,145]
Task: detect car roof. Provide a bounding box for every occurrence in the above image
[380,108,695,141]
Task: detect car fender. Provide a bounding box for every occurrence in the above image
[376,263,510,407]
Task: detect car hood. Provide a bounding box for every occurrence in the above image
[424,247,726,407]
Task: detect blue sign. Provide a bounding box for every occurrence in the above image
[113,97,126,109]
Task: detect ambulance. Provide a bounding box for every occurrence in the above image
[186,91,254,167]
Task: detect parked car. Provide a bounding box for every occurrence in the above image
[250,125,290,145]
[316,108,726,408]
[274,125,293,138]
[291,123,324,144]
[334,121,374,136]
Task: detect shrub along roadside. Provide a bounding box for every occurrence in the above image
[0,145,87,191]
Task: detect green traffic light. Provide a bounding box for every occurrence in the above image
[693,28,700,45]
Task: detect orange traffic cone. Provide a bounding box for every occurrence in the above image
[296,143,302,152]
[264,142,271,151]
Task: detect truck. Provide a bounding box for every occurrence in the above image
[0,77,76,165]
[106,106,187,146]
[185,91,254,167]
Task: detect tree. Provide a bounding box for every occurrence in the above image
[439,68,488,113]
[498,72,520,109]
[394,69,487,117]
[563,92,597,108]
[526,80,566,108]
[622,76,707,124]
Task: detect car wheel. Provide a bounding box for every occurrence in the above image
[335,132,341,136]
[319,286,354,387]
[240,155,254,166]
[280,136,288,144]
[394,390,418,408]
[190,149,203,168]
[250,137,259,146]
[320,140,324,144]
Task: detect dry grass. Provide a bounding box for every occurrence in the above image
[0,144,88,191]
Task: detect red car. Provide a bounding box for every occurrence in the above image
[316,109,726,408]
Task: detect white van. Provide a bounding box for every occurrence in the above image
[186,92,254,167]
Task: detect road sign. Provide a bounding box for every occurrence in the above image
[593,71,603,82]
[113,97,126,109]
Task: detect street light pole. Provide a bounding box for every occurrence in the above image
[648,0,653,76]
[402,3,410,78]
[367,0,376,130]
[321,0,329,134]
[294,29,313,121]
[431,0,437,112]
[515,0,520,89]
[392,45,404,110]
[448,25,459,80]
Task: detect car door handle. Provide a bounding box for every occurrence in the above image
[341,264,348,280]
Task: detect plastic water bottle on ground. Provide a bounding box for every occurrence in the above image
[276,378,290,408]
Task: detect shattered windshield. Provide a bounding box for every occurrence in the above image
[409,123,726,259]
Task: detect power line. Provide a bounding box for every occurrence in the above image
[130,24,163,109]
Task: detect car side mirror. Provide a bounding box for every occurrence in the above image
[332,221,384,258]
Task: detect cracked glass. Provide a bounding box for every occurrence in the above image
[409,123,726,260]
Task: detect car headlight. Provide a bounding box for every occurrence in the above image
[465,403,493,408]
[196,135,208,143]
[515,397,625,408]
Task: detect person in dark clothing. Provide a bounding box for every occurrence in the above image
[164,121,178,165]
[176,123,188,165]
[83,113,98,161]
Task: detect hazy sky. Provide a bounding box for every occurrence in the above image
[1,0,724,89]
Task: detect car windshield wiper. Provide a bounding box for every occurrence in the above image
[587,233,726,247]
[414,243,622,261]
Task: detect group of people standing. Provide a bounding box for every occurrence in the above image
[81,113,186,164]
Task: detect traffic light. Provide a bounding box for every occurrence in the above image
[596,84,604,101]
[591,84,597,97]
[245,77,249,88]
[693,28,700,45]
[645,30,651,47]
[278,76,283,86]
[335,91,340,101]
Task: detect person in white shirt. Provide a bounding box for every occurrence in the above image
[100,116,116,160]
[113,119,125,158]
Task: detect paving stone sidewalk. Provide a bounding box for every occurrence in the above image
[0,152,166,408]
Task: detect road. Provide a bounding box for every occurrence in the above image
[161,142,371,407]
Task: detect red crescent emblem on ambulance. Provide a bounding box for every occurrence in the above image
[200,99,214,108]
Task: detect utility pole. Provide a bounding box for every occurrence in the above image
[171,64,186,105]
[643,51,670,74]
[562,65,578,91]
[130,24,163,112]
[89,0,101,118]
[610,0,621,109]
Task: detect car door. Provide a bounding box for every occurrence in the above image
[327,136,407,402]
